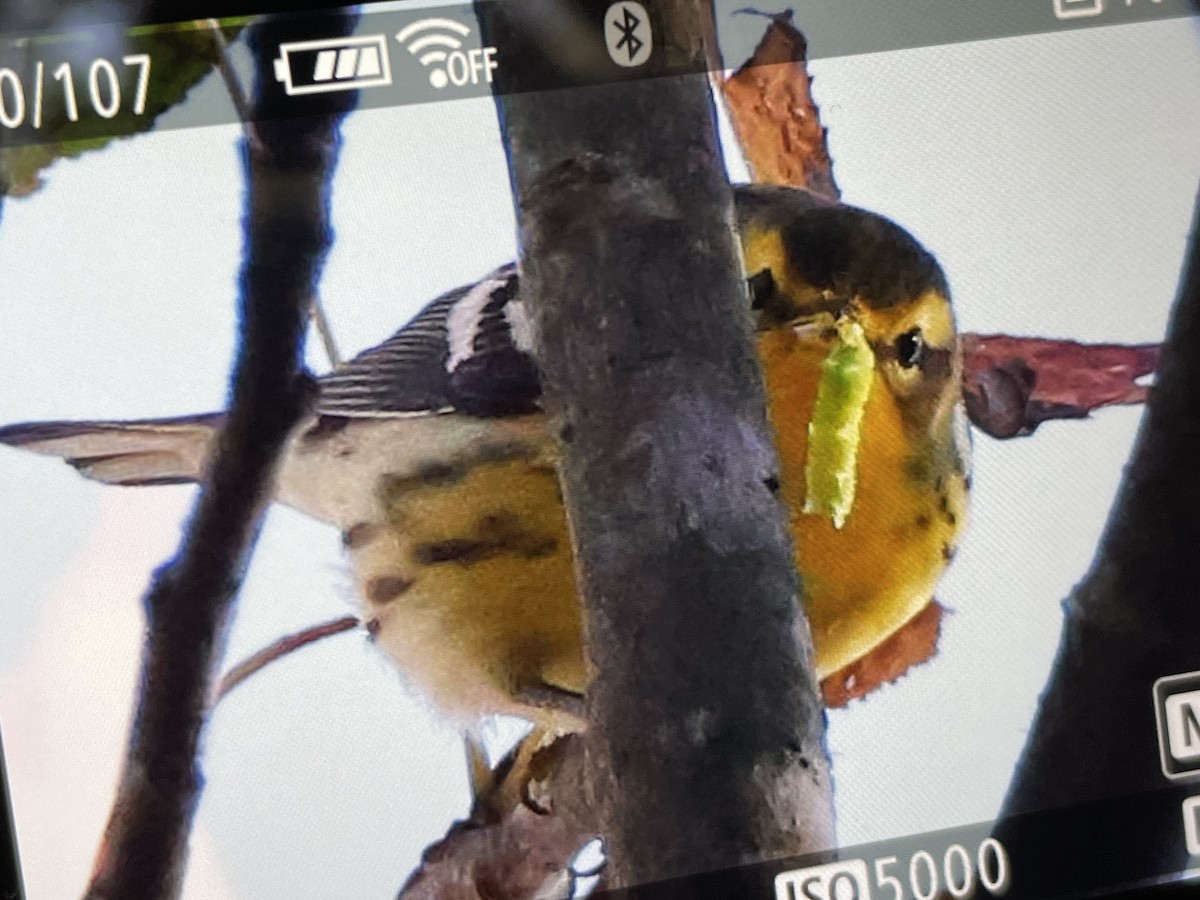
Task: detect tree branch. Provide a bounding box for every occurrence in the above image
[994,187,1200,887]
[479,0,834,889]
[81,13,357,898]
[200,16,342,369]
[398,736,599,900]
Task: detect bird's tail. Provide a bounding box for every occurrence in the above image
[0,413,224,486]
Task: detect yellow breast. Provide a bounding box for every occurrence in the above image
[758,327,967,676]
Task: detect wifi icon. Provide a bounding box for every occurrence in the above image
[396,18,499,90]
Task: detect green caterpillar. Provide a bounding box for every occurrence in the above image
[803,319,875,530]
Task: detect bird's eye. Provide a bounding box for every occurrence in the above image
[894,328,924,368]
[748,269,776,310]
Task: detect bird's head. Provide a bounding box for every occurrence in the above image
[733,185,968,527]
[735,185,962,437]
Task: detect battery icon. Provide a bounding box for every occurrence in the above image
[273,34,393,96]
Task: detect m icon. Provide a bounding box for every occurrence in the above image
[1155,671,1200,780]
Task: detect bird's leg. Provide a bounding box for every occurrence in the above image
[513,680,586,722]
[463,724,494,814]
[466,681,584,824]
[468,724,556,824]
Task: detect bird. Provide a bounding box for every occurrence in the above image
[0,183,970,813]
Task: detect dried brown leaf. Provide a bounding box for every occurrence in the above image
[962,334,1160,438]
[719,12,840,200]
[821,601,946,707]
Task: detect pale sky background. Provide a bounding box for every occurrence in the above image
[1,11,1199,899]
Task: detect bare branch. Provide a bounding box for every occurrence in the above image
[308,289,342,368]
[994,188,1200,885]
[479,0,834,888]
[81,13,358,898]
[203,17,262,155]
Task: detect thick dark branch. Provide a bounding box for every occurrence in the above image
[995,189,1200,881]
[480,0,834,889]
[81,13,356,899]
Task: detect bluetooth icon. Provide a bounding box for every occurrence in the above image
[613,8,643,60]
[605,2,653,68]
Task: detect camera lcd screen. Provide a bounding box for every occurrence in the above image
[1,1,1198,897]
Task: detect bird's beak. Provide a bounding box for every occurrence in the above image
[791,296,864,343]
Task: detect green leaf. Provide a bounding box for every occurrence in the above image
[2,18,249,196]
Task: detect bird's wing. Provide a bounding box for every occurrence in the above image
[0,413,224,486]
[0,266,540,495]
[316,263,543,419]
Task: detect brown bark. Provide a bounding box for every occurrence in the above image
[478,0,834,890]
[81,14,356,898]
[399,736,599,900]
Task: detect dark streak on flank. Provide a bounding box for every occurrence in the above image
[342,522,380,549]
[415,538,493,565]
[380,443,541,502]
[421,460,466,484]
[380,462,466,499]
[366,575,413,603]
[414,510,558,567]
[937,493,958,526]
[942,542,957,562]
[915,513,932,530]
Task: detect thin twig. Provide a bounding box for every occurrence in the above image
[309,290,342,368]
[216,615,361,701]
[203,18,263,155]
